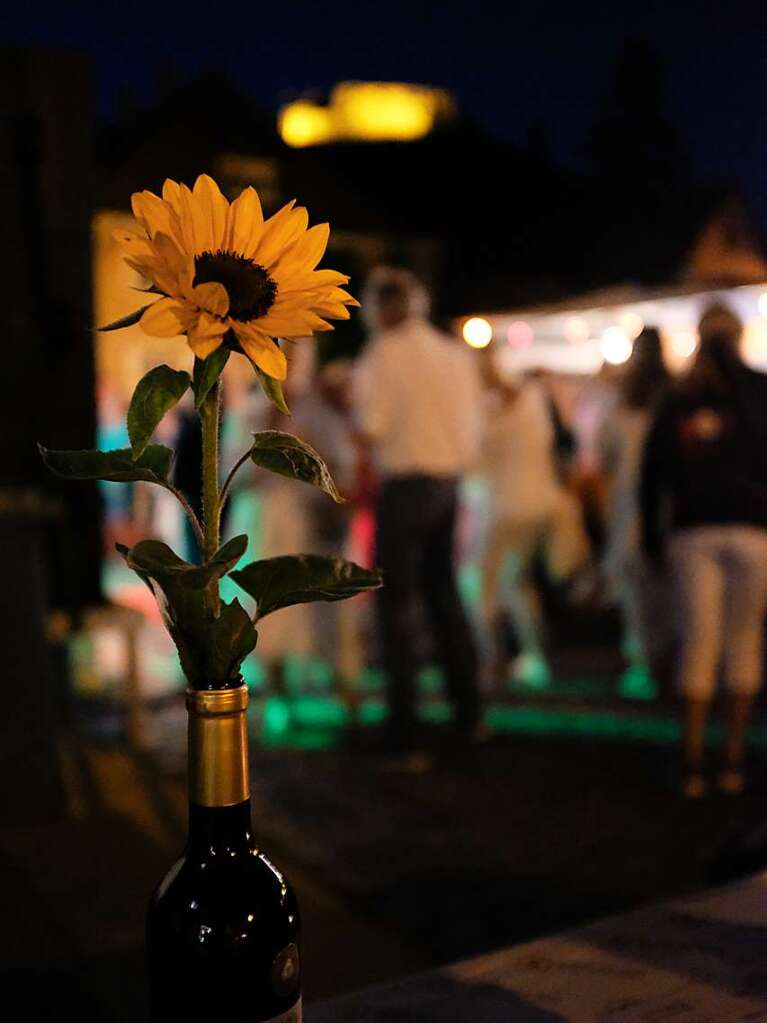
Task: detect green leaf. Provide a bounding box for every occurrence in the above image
[255,367,291,416]
[250,431,344,503]
[39,444,173,484]
[124,535,247,590]
[238,335,290,414]
[128,365,191,459]
[97,305,152,332]
[116,541,257,686]
[193,348,230,408]
[231,554,382,621]
[207,599,258,684]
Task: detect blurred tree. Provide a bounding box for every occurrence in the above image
[586,39,693,198]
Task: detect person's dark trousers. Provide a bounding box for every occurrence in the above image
[375,474,480,748]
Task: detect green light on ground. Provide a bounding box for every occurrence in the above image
[486,705,680,743]
[243,659,267,691]
[290,696,349,728]
[617,664,658,701]
[360,667,386,692]
[420,701,453,723]
[458,563,482,607]
[307,658,334,689]
[418,665,444,693]
[357,699,387,725]
[263,697,292,735]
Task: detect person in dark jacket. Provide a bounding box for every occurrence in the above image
[640,303,767,798]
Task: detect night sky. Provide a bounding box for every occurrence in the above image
[5,1,767,221]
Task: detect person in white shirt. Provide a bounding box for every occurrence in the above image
[479,370,587,687]
[354,268,483,753]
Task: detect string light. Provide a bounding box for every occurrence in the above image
[507,321,534,348]
[463,317,493,349]
[671,330,698,359]
[563,317,589,344]
[600,327,633,365]
[619,311,644,339]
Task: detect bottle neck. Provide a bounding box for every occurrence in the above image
[186,799,254,853]
[186,684,250,810]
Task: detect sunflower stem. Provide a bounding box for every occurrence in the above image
[199,380,221,616]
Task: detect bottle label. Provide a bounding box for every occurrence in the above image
[272,942,300,1000]
[262,997,302,1022]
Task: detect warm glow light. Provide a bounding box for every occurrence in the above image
[758,292,767,318]
[600,327,633,365]
[563,316,589,344]
[619,310,644,339]
[463,317,493,348]
[671,330,698,359]
[278,101,335,148]
[278,82,453,146]
[333,82,445,141]
[507,320,534,348]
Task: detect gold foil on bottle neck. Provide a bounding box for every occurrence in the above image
[187,685,250,807]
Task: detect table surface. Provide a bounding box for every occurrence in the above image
[310,871,767,1021]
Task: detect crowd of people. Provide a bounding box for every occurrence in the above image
[101,268,767,794]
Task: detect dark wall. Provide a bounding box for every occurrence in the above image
[0,47,101,610]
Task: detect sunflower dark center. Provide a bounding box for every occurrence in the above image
[193,250,277,321]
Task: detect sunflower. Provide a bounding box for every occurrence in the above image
[112,174,358,380]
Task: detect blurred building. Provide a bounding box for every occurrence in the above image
[454,190,767,376]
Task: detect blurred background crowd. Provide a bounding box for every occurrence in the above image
[6,32,767,794]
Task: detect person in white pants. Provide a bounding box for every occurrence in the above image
[641,303,767,797]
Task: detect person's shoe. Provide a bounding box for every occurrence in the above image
[717,767,745,795]
[681,772,707,799]
[509,652,552,690]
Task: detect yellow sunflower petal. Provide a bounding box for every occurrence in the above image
[123,232,185,296]
[150,231,181,263]
[315,286,360,307]
[139,297,195,338]
[162,179,183,216]
[192,175,228,252]
[149,232,192,293]
[187,313,226,359]
[271,268,350,294]
[124,257,159,284]
[131,191,183,248]
[278,286,358,310]
[257,309,332,336]
[179,182,211,253]
[254,203,308,268]
[270,222,329,276]
[139,265,178,297]
[226,186,264,257]
[177,182,215,255]
[331,288,360,307]
[310,302,351,320]
[191,281,229,317]
[233,324,288,380]
[112,228,154,260]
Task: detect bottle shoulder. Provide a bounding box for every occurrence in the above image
[151,846,299,920]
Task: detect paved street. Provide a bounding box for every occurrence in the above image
[5,684,767,1021]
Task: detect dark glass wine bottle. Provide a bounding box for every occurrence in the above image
[147,685,301,1022]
